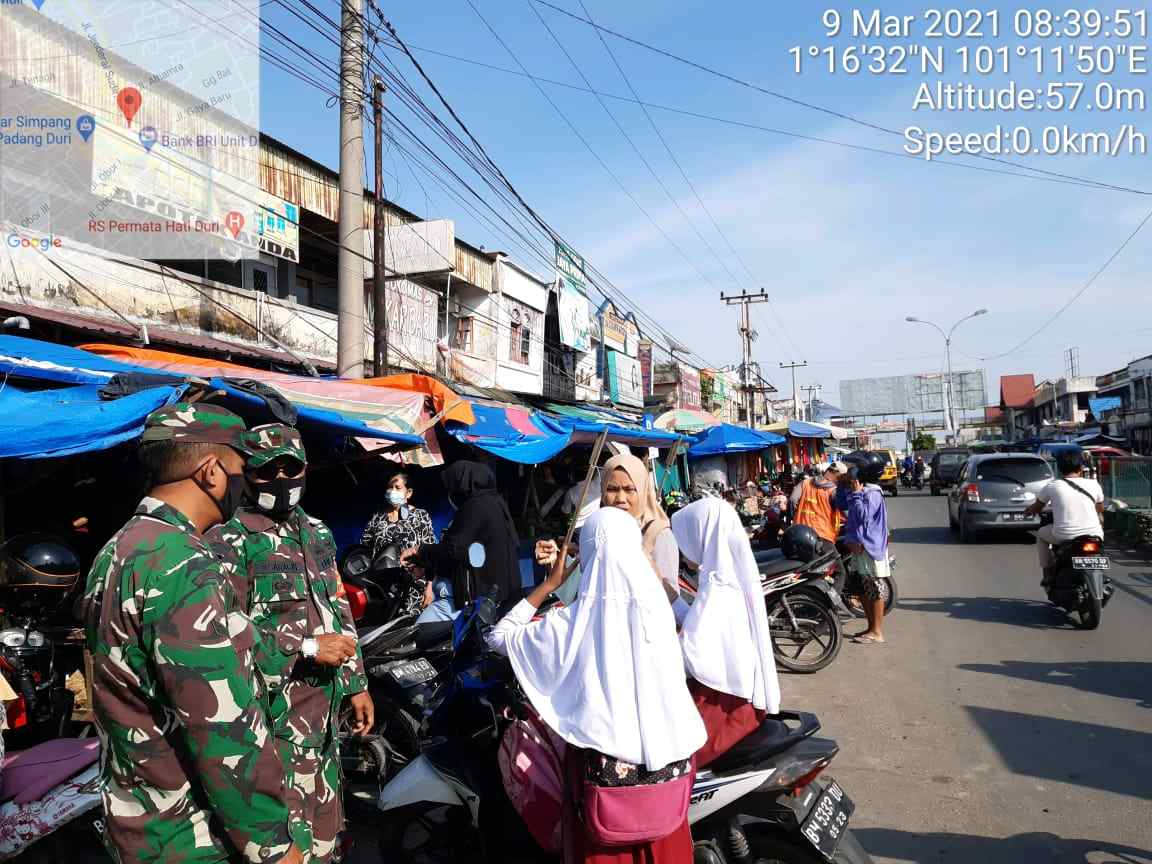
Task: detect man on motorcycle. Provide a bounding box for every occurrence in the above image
[209,424,373,864]
[1025,449,1104,587]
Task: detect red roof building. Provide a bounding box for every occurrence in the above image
[999,374,1036,409]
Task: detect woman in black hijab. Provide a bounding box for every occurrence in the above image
[404,461,522,615]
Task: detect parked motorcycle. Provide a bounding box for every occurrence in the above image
[376,590,873,864]
[341,543,424,630]
[1037,517,1113,630]
[831,540,899,621]
[0,535,81,746]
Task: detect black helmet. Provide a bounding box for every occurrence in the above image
[781,524,821,563]
[842,451,886,485]
[0,534,81,615]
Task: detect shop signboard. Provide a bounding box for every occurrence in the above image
[555,241,586,283]
[255,193,300,263]
[638,340,653,399]
[557,274,593,352]
[601,301,628,353]
[678,363,701,410]
[624,318,640,358]
[575,350,601,402]
[606,349,644,408]
[384,278,439,371]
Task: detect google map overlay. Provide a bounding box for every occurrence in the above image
[0,0,275,259]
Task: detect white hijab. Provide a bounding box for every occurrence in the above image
[503,507,706,770]
[671,499,781,714]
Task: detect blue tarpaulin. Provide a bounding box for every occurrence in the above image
[0,384,185,458]
[688,423,786,458]
[0,336,424,456]
[539,411,682,448]
[787,420,835,439]
[1089,397,1122,417]
[447,402,572,464]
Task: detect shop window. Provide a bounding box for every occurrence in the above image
[455,317,474,352]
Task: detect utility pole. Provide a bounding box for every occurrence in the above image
[336,0,366,378]
[372,75,389,377]
[720,289,769,428]
[780,361,808,420]
[801,383,822,423]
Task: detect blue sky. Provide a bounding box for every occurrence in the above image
[259,0,1151,408]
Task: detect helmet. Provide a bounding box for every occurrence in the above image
[842,450,886,485]
[0,534,81,614]
[781,524,821,563]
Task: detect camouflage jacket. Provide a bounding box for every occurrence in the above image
[82,498,292,864]
[208,507,367,750]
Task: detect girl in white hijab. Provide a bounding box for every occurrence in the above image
[488,506,705,863]
[671,498,781,768]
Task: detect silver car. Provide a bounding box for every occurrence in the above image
[947,454,1054,542]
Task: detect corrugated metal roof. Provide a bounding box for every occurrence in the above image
[0,301,333,372]
[1000,374,1036,408]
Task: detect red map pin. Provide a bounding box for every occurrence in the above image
[224,211,245,239]
[117,87,142,127]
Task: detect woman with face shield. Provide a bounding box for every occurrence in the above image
[401,461,522,619]
[489,507,705,863]
[671,499,781,768]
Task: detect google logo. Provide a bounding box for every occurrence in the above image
[6,233,63,251]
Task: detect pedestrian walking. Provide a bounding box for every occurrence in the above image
[671,499,780,768]
[487,507,706,864]
[82,403,302,864]
[841,458,891,644]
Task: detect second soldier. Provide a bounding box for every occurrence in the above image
[210,423,374,864]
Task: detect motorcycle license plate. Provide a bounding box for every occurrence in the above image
[387,657,436,687]
[1072,556,1109,570]
[800,780,854,860]
[1001,512,1028,522]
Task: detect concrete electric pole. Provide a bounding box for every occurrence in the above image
[372,75,389,377]
[780,361,808,421]
[337,0,366,378]
[801,383,822,423]
[721,289,769,428]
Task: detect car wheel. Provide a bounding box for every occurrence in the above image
[958,511,972,543]
[948,506,959,533]
[931,486,940,496]
[891,484,898,497]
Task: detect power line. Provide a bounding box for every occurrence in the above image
[531,0,1149,197]
[979,205,1152,361]
[373,40,1136,195]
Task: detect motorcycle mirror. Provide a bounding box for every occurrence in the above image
[344,553,370,576]
[468,542,486,569]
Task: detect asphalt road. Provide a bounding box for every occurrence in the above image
[784,489,1152,864]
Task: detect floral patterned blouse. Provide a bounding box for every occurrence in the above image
[360,506,437,617]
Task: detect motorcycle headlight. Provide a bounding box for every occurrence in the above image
[0,629,26,648]
[25,631,45,648]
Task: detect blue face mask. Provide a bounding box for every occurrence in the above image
[386,489,407,508]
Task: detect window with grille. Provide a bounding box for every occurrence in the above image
[252,268,269,294]
[455,317,474,352]
[508,321,523,362]
[519,325,531,364]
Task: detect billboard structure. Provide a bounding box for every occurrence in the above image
[839,371,987,421]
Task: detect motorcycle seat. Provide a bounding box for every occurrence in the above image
[0,738,100,804]
[708,712,822,775]
[755,549,811,578]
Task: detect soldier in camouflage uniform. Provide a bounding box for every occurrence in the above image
[82,403,303,864]
[208,424,373,864]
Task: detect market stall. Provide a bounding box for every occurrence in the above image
[687,423,786,489]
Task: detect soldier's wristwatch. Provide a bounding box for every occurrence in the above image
[300,637,319,659]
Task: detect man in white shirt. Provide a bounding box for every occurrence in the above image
[1026,449,1105,585]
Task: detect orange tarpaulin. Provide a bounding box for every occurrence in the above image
[364,372,475,426]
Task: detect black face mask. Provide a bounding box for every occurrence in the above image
[250,476,306,518]
[193,462,249,523]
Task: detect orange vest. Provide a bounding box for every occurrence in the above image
[795,480,841,542]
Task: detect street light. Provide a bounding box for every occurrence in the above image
[905,309,988,433]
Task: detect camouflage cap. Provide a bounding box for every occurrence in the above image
[245,423,306,468]
[140,402,253,452]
